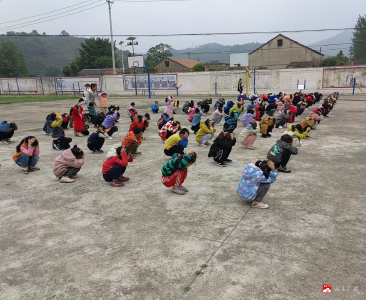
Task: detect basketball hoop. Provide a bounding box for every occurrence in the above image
[234,64,241,67]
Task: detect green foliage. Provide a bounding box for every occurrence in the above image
[193,63,205,72]
[195,270,204,275]
[350,15,366,59]
[320,52,351,67]
[94,56,121,69]
[44,65,62,77]
[183,286,191,292]
[145,43,173,68]
[0,95,73,105]
[0,31,86,76]
[63,38,120,76]
[293,62,308,68]
[0,41,28,77]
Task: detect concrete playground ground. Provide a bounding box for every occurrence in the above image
[0,94,365,300]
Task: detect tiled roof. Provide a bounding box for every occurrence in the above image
[169,58,202,68]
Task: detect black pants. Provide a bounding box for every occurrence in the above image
[213,147,232,163]
[164,145,184,156]
[191,124,200,133]
[201,105,210,113]
[103,164,126,182]
[267,126,274,134]
[275,118,287,127]
[166,131,174,140]
[107,126,118,136]
[62,121,69,129]
[0,129,14,141]
[87,138,105,151]
[64,167,80,178]
[153,108,159,113]
[54,136,72,149]
[274,149,292,168]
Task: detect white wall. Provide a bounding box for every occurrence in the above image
[1,66,365,96]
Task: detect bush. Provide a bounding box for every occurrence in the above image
[320,57,338,67]
[193,63,205,72]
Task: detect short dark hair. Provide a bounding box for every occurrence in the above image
[50,113,56,120]
[247,109,254,114]
[90,83,97,89]
[281,134,293,144]
[85,83,90,87]
[134,127,142,135]
[131,102,135,106]
[179,128,189,136]
[195,108,200,114]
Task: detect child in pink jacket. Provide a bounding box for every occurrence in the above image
[188,105,201,123]
[13,136,40,174]
[53,145,85,183]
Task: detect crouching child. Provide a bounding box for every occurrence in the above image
[237,160,277,209]
[102,146,133,187]
[53,145,85,183]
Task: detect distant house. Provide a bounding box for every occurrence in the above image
[249,34,324,69]
[155,58,201,72]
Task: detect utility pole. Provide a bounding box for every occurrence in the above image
[187,52,190,60]
[119,41,125,73]
[106,0,116,75]
[320,47,322,54]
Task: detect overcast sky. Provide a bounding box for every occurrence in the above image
[0,0,364,52]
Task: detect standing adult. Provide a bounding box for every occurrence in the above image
[85,83,98,115]
[237,79,243,94]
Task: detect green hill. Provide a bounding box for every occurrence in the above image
[0,32,86,76]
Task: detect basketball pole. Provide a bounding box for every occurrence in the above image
[106,0,117,75]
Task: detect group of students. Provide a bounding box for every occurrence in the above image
[2,89,338,205]
[154,91,338,197]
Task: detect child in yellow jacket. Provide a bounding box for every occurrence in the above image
[195,119,216,147]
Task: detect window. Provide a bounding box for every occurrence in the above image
[165,61,169,67]
[277,39,283,47]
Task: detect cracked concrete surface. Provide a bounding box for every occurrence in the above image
[0,95,365,300]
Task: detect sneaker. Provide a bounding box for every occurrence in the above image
[111,181,124,187]
[5,139,14,143]
[261,134,267,138]
[132,151,142,155]
[251,201,269,209]
[1,140,10,145]
[217,162,226,167]
[29,167,40,172]
[297,115,303,117]
[180,185,189,193]
[60,176,75,183]
[172,186,185,195]
[75,132,83,137]
[98,150,104,153]
[278,126,283,129]
[266,134,272,137]
[108,136,114,140]
[22,169,29,174]
[118,176,130,182]
[200,144,208,148]
[53,143,63,151]
[246,146,255,150]
[224,159,232,163]
[278,166,291,173]
[93,150,99,154]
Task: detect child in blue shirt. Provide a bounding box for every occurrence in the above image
[191,108,203,134]
[151,101,159,114]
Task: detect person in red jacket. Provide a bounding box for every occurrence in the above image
[304,94,315,107]
[254,101,265,121]
[102,145,133,187]
[71,104,89,137]
[287,105,297,123]
[129,115,149,132]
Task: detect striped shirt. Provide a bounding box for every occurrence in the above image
[161,154,191,176]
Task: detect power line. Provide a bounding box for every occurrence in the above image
[0,0,98,25]
[1,27,362,37]
[0,3,106,32]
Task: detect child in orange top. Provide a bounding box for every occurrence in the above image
[98,92,109,114]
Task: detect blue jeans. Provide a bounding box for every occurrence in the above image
[16,154,39,168]
[213,115,222,124]
[199,134,214,144]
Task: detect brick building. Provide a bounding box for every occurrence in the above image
[249,34,324,69]
[155,58,201,72]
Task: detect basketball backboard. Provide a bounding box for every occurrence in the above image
[230,53,249,67]
[128,56,144,68]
